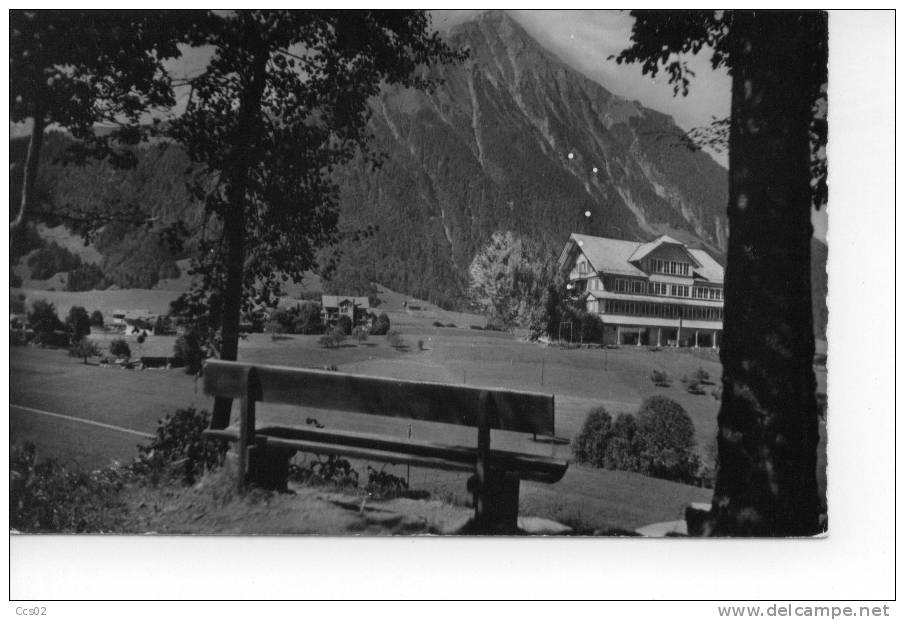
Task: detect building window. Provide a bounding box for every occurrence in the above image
[615,279,629,293]
[578,261,587,276]
[672,285,689,297]
[632,280,644,294]
[649,282,667,296]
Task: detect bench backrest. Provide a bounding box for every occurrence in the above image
[204,359,555,435]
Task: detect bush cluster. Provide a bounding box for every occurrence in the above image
[131,407,229,485]
[369,312,391,335]
[109,338,131,358]
[268,302,325,335]
[10,443,128,533]
[572,396,702,485]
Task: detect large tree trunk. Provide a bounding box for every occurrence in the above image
[710,11,827,536]
[10,104,46,233]
[210,39,271,428]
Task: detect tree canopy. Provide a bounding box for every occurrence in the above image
[9,10,197,231]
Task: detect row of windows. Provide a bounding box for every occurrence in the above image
[583,275,723,301]
[601,300,723,322]
[650,258,691,276]
[614,279,697,299]
[693,287,723,300]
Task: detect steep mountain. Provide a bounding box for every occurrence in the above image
[328,10,730,307]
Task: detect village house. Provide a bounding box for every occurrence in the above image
[320,295,370,327]
[558,233,725,347]
[111,309,156,331]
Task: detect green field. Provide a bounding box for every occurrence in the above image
[10,304,828,533]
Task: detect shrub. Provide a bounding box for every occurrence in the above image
[90,310,104,327]
[365,466,426,500]
[174,330,204,374]
[445,322,457,328]
[572,407,613,467]
[337,315,352,336]
[330,325,346,345]
[66,306,92,341]
[650,369,670,387]
[604,413,642,471]
[132,407,229,485]
[289,454,359,489]
[417,339,425,351]
[636,396,700,484]
[694,367,712,384]
[369,312,390,336]
[686,381,706,395]
[69,339,101,364]
[317,333,336,348]
[109,338,131,358]
[712,385,722,401]
[432,321,444,327]
[10,443,128,533]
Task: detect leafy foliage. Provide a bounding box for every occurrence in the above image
[165,10,466,368]
[26,241,82,279]
[572,407,613,467]
[288,455,360,490]
[467,231,554,328]
[65,306,92,341]
[9,10,195,231]
[10,443,128,533]
[650,369,670,387]
[132,407,229,485]
[369,312,391,336]
[109,338,131,358]
[27,299,63,339]
[573,399,700,484]
[636,396,700,484]
[174,329,205,374]
[69,339,101,363]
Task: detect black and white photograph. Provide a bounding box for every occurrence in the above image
[7,7,896,604]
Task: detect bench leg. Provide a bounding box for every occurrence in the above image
[247,442,295,492]
[472,470,520,534]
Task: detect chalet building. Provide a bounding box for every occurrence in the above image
[558,233,725,347]
[321,295,370,327]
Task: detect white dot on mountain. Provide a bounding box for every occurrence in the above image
[592,167,598,173]
[584,211,591,218]
[568,152,574,160]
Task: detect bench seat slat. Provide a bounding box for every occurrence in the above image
[202,426,567,483]
[203,360,555,436]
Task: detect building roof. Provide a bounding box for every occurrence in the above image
[321,295,370,309]
[688,249,724,283]
[560,233,723,283]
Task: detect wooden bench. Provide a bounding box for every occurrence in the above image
[201,359,568,533]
